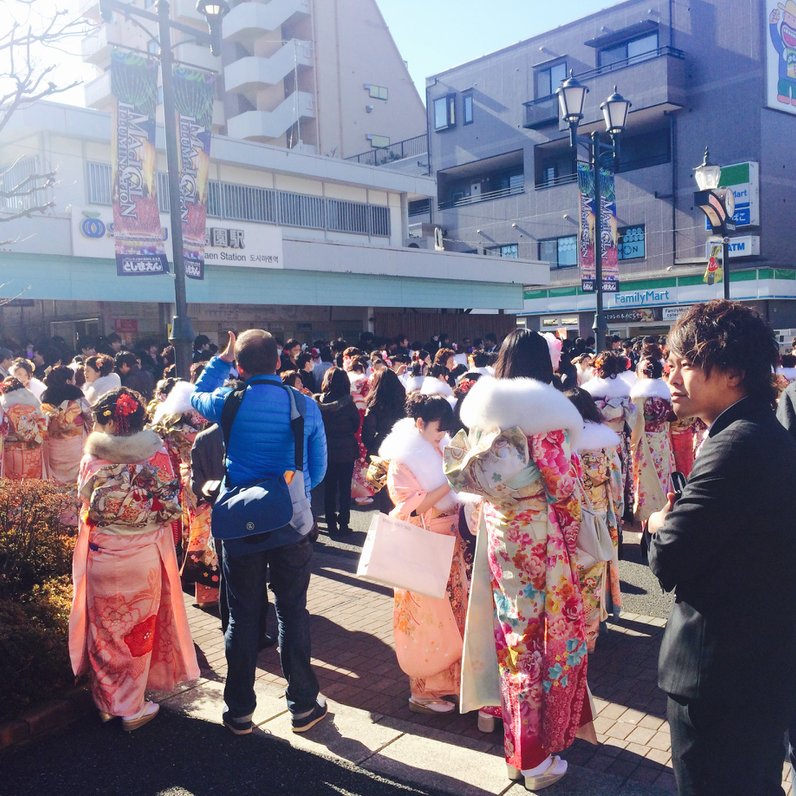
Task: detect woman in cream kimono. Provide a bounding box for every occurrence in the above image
[630,354,676,525]
[379,393,469,715]
[0,376,48,479]
[149,380,214,604]
[582,353,637,527]
[40,366,92,485]
[566,388,624,653]
[444,329,595,792]
[69,387,199,731]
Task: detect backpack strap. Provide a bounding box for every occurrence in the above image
[219,379,305,485]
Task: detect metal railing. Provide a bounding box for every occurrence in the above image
[534,153,670,189]
[576,45,685,82]
[438,184,524,210]
[523,46,685,128]
[345,133,427,167]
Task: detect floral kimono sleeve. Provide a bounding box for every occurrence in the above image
[529,430,581,553]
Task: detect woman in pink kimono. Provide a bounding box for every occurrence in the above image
[630,353,676,525]
[566,388,624,653]
[0,376,47,479]
[40,366,92,485]
[69,387,199,731]
[445,330,595,792]
[379,393,469,715]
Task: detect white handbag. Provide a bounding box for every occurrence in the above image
[356,512,455,599]
[576,479,615,569]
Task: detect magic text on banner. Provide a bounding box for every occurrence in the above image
[174,66,215,280]
[110,50,169,277]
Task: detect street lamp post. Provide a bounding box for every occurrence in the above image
[98,0,229,377]
[693,147,735,301]
[556,73,631,349]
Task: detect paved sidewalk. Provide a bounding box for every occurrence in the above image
[155,542,793,796]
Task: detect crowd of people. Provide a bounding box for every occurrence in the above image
[7,303,796,794]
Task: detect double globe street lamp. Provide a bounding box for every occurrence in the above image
[98,0,230,377]
[693,147,735,301]
[556,71,631,347]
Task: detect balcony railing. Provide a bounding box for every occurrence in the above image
[534,172,577,190]
[578,45,685,81]
[438,184,524,210]
[523,95,558,129]
[345,134,427,167]
[523,46,686,129]
[534,152,670,189]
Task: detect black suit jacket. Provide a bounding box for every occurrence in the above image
[649,397,796,713]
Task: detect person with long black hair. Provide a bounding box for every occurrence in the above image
[445,328,595,791]
[316,367,360,536]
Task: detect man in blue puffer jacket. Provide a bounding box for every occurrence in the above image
[191,329,328,736]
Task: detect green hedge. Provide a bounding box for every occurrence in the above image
[0,480,76,719]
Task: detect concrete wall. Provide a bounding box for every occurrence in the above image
[312,0,426,159]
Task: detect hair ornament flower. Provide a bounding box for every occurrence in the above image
[115,393,139,417]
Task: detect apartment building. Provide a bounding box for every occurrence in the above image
[424,0,796,340]
[79,0,425,159]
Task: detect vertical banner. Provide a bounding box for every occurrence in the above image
[598,167,619,293]
[704,241,724,285]
[577,163,596,292]
[173,66,216,280]
[110,51,169,276]
[766,0,796,114]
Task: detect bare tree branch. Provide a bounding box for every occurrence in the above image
[0,4,92,221]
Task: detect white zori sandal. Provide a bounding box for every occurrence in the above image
[407,697,455,714]
[506,755,568,791]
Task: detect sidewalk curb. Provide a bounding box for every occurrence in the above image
[0,686,94,753]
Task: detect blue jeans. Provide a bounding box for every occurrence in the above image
[222,538,318,718]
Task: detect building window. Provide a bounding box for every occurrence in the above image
[618,225,646,260]
[539,235,577,268]
[433,94,456,131]
[365,84,388,100]
[367,134,390,149]
[534,60,567,98]
[463,91,474,125]
[86,161,112,205]
[599,32,658,68]
[84,161,390,237]
[486,243,519,259]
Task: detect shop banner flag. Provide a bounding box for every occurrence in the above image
[110,51,169,277]
[704,240,724,285]
[598,167,619,293]
[577,163,596,292]
[173,66,215,280]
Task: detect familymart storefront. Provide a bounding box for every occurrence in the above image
[519,270,796,340]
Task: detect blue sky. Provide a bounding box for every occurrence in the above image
[375,0,624,98]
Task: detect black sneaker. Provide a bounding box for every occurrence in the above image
[291,697,328,733]
[222,711,253,735]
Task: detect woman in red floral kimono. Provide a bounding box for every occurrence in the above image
[445,330,595,792]
[69,388,199,731]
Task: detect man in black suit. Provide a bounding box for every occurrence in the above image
[648,300,796,796]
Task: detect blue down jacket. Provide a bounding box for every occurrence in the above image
[190,356,327,497]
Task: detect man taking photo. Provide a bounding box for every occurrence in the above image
[648,300,796,795]
[191,329,328,736]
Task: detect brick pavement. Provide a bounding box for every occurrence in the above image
[182,546,792,795]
